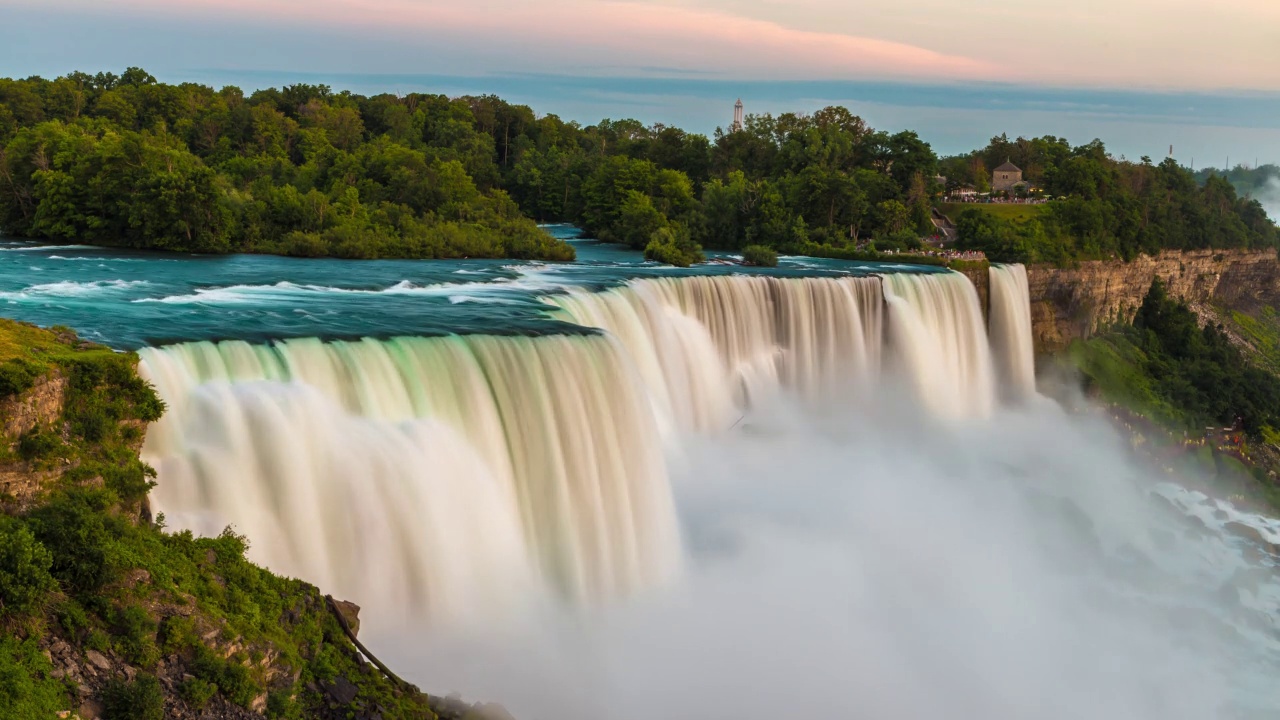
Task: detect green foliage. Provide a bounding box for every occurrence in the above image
[266,688,302,719]
[27,490,117,596]
[0,635,67,719]
[0,319,434,719]
[0,518,55,616]
[102,673,165,720]
[643,225,704,267]
[192,645,261,708]
[939,202,1044,224]
[5,70,1270,263]
[0,73,574,261]
[180,676,217,710]
[1074,278,1280,436]
[873,228,924,252]
[110,603,160,667]
[950,141,1276,264]
[55,599,91,640]
[17,427,64,462]
[0,359,39,397]
[741,244,778,267]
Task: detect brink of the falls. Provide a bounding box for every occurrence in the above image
[881,271,996,419]
[139,269,1031,624]
[989,264,1037,400]
[139,334,682,622]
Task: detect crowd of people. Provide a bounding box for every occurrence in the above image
[944,193,1049,205]
[878,247,987,261]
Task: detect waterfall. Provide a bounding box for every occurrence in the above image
[989,264,1037,400]
[139,269,1021,624]
[882,271,996,419]
[139,334,682,621]
[546,276,883,433]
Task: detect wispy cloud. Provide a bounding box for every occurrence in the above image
[13,0,1008,82]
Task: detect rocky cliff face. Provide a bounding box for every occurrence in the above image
[2,370,66,438]
[1026,249,1280,352]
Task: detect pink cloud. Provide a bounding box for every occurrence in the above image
[24,0,1009,81]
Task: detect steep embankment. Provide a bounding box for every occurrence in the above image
[0,320,488,720]
[1027,249,1280,353]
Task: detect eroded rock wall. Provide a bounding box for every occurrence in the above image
[1027,249,1280,352]
[1,371,66,438]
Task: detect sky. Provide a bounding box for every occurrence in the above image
[3,0,1280,162]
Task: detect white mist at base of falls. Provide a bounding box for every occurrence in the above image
[137,265,1280,717]
[377,391,1276,720]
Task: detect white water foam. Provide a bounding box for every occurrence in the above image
[0,279,150,300]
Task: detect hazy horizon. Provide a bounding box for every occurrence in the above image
[4,0,1280,163]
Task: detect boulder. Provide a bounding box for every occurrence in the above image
[326,676,359,705]
[1222,521,1280,554]
[332,599,361,637]
[85,649,111,671]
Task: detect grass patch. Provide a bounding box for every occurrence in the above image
[1230,306,1280,373]
[1069,335,1185,428]
[938,202,1046,223]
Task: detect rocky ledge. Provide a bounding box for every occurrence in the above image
[1027,249,1280,352]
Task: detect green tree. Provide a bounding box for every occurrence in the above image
[0,520,54,616]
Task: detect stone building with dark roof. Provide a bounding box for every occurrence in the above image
[992,160,1024,193]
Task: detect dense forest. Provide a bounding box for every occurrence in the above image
[1075,278,1280,438]
[0,69,571,260]
[943,136,1278,264]
[0,69,1275,264]
[1194,164,1280,222]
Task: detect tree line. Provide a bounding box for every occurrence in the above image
[945,135,1277,263]
[0,69,1275,264]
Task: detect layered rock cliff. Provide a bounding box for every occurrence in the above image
[1026,249,1280,352]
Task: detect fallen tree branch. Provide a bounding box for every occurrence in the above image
[324,594,419,694]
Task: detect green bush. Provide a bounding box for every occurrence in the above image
[70,404,112,443]
[0,519,55,616]
[193,645,261,708]
[267,688,302,719]
[741,245,778,267]
[644,225,705,268]
[111,604,159,667]
[27,490,117,596]
[0,359,38,398]
[55,599,92,640]
[0,636,66,719]
[17,428,63,462]
[102,674,165,720]
[180,677,217,710]
[158,615,198,655]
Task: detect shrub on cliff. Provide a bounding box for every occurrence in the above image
[0,636,65,719]
[0,518,55,616]
[27,490,118,596]
[0,358,39,398]
[102,673,165,720]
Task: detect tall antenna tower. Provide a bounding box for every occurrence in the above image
[732,98,744,133]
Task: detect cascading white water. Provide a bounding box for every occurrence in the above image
[989,264,1037,401]
[881,271,996,419]
[547,276,884,433]
[140,270,1013,627]
[139,334,682,621]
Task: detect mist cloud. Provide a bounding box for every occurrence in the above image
[370,383,1274,719]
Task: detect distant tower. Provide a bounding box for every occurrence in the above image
[732,98,744,133]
